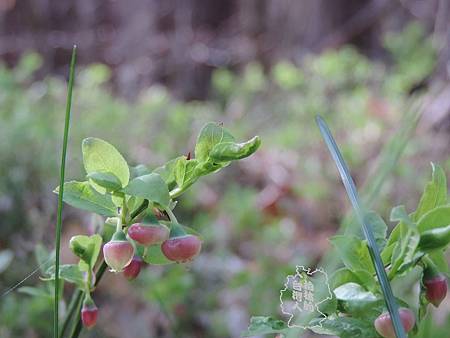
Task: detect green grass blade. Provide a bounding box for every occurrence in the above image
[54,45,77,338]
[316,115,406,338]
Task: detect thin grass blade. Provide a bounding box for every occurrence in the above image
[54,45,77,338]
[316,115,406,338]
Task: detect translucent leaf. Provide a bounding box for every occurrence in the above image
[82,137,130,188]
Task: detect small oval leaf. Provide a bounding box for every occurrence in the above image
[123,173,170,208]
[82,137,130,188]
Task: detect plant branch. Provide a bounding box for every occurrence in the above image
[59,289,83,338]
[164,207,179,224]
[68,260,108,338]
[130,199,149,220]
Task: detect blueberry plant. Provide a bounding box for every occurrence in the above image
[244,164,449,338]
[47,122,260,336]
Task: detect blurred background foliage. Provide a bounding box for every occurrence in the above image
[1,1,450,337]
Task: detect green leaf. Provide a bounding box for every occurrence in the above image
[330,235,374,274]
[413,163,447,221]
[209,136,261,162]
[387,205,416,252]
[381,243,396,265]
[130,164,152,179]
[126,196,145,214]
[330,268,377,292]
[102,217,117,243]
[194,122,235,162]
[389,219,420,277]
[142,210,159,224]
[139,244,174,265]
[42,264,85,289]
[69,234,102,272]
[193,160,226,176]
[82,137,130,188]
[390,205,414,227]
[333,282,380,317]
[153,157,184,189]
[18,286,52,299]
[35,244,55,275]
[175,157,199,188]
[309,316,379,338]
[417,205,450,233]
[387,222,400,246]
[86,171,122,192]
[418,225,450,251]
[241,316,289,337]
[123,173,170,208]
[54,181,117,216]
[428,250,450,276]
[364,211,387,250]
[159,222,203,238]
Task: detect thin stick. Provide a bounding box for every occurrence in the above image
[68,259,108,338]
[316,115,406,338]
[54,45,77,338]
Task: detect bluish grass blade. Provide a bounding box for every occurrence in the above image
[316,115,406,338]
[54,45,77,338]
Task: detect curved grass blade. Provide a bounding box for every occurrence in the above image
[316,115,406,338]
[54,45,77,338]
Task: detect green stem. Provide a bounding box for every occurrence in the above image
[54,45,77,338]
[130,186,186,223]
[68,261,108,338]
[164,207,179,224]
[121,197,128,227]
[59,289,83,338]
[116,207,124,233]
[130,199,149,220]
[69,314,83,338]
[169,187,183,199]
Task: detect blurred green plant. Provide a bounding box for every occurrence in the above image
[0,21,445,338]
